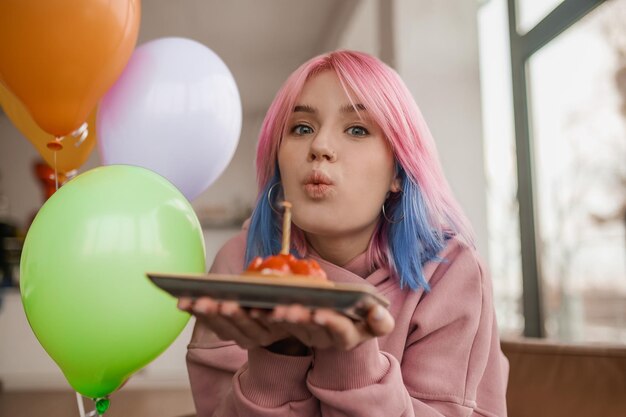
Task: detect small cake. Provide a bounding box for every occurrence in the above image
[245,201,328,280]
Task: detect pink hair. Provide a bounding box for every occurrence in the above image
[255,50,474,267]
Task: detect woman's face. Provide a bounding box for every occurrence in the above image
[278,71,399,255]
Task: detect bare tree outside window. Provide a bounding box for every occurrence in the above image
[528,0,626,342]
[479,0,626,342]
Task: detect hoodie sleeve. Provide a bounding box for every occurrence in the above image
[186,230,320,417]
[187,329,319,417]
[304,243,508,417]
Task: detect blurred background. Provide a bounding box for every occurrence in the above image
[0,0,624,416]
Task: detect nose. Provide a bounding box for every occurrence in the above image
[307,128,337,162]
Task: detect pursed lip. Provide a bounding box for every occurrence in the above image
[302,171,334,199]
[302,171,334,186]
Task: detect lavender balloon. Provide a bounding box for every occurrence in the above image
[97,37,242,200]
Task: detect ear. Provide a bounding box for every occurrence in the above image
[390,175,401,193]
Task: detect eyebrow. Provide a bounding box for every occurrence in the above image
[292,103,367,114]
[340,103,367,113]
[293,104,316,113]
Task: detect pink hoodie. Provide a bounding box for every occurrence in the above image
[187,229,509,416]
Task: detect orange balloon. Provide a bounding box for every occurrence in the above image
[0,0,141,137]
[0,82,96,175]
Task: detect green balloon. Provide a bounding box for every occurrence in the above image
[20,165,206,398]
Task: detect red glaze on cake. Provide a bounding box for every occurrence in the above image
[245,201,328,280]
[246,253,327,280]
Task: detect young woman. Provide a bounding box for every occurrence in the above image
[178,50,509,417]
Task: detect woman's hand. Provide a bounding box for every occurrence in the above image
[178,297,289,350]
[178,297,395,352]
[272,303,395,351]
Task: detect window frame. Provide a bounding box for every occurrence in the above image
[506,0,607,337]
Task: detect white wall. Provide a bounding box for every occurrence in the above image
[337,0,489,260]
[337,0,380,56]
[395,0,489,260]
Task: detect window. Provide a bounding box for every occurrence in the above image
[479,0,625,342]
[517,0,565,33]
[528,1,626,342]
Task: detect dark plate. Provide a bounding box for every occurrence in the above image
[147,272,389,320]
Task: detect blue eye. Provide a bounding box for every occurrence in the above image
[346,126,369,137]
[291,124,314,135]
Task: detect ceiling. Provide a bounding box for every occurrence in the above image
[138,0,359,117]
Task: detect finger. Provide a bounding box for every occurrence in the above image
[277,322,310,345]
[219,303,278,346]
[202,314,260,348]
[279,305,315,346]
[298,321,335,349]
[191,297,220,316]
[314,309,362,350]
[249,308,273,331]
[278,319,335,349]
[219,300,242,317]
[281,306,336,348]
[366,305,395,336]
[270,304,295,322]
[283,304,313,323]
[268,305,311,346]
[177,297,193,311]
[191,300,257,347]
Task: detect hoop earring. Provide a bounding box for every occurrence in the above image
[267,182,283,214]
[382,203,404,224]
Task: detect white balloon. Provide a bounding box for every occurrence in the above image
[97,37,242,200]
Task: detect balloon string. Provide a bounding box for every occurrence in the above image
[54,151,58,191]
[76,392,86,417]
[75,393,102,417]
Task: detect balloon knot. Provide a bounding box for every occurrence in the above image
[95,397,110,414]
[46,138,64,151]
